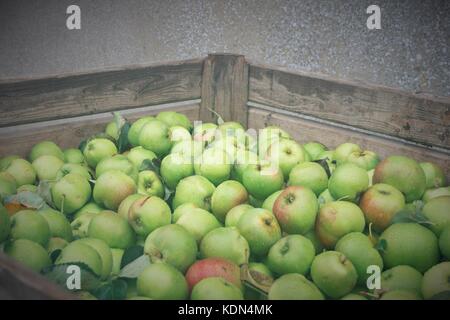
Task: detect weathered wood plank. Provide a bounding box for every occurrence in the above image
[0,252,76,300]
[0,101,200,158]
[0,59,203,127]
[200,54,249,125]
[248,107,450,179]
[249,63,450,150]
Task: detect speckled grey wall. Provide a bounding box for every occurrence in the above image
[1,0,449,97]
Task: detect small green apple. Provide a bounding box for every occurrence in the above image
[315,201,365,249]
[96,155,138,181]
[117,193,145,219]
[379,265,423,297]
[231,149,259,182]
[137,170,164,198]
[176,208,221,243]
[268,273,324,300]
[191,277,243,300]
[237,208,281,257]
[88,210,136,249]
[420,162,447,189]
[194,147,232,186]
[73,202,104,220]
[29,141,64,162]
[160,153,194,190]
[258,126,291,158]
[56,240,103,276]
[38,208,73,241]
[51,173,92,215]
[0,155,20,171]
[56,163,91,180]
[346,150,380,170]
[318,188,335,208]
[126,146,157,168]
[0,204,11,243]
[138,119,173,157]
[200,227,250,265]
[168,126,191,143]
[334,142,361,165]
[156,111,192,131]
[242,161,284,200]
[172,175,215,211]
[171,139,204,158]
[423,187,450,203]
[128,196,171,237]
[32,155,64,181]
[71,212,97,239]
[422,196,450,236]
[288,162,328,196]
[266,235,315,276]
[421,262,450,299]
[5,239,51,272]
[311,251,358,299]
[379,223,439,272]
[83,138,118,168]
[0,172,17,197]
[328,163,369,202]
[225,204,253,227]
[439,225,450,260]
[303,142,327,160]
[192,123,217,144]
[172,202,198,223]
[128,116,155,147]
[10,210,50,246]
[211,180,248,223]
[93,170,136,211]
[78,238,113,280]
[63,148,85,164]
[261,190,282,213]
[144,224,197,273]
[265,138,307,179]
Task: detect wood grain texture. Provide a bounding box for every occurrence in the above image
[248,107,450,179]
[0,101,200,158]
[0,59,203,127]
[200,54,249,125]
[249,64,450,150]
[0,252,76,300]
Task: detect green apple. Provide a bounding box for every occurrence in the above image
[176,208,221,243]
[105,121,119,140]
[420,162,447,189]
[421,262,450,299]
[128,116,155,147]
[315,201,365,249]
[230,150,259,182]
[144,224,197,273]
[266,235,315,275]
[160,153,194,190]
[380,290,421,300]
[258,126,291,158]
[0,204,11,243]
[5,239,51,272]
[311,251,358,299]
[303,142,327,160]
[191,277,243,300]
[63,148,85,164]
[273,186,318,234]
[328,163,369,202]
[56,163,91,180]
[422,196,450,236]
[10,210,50,246]
[32,155,64,181]
[110,248,124,276]
[136,170,164,198]
[265,138,307,179]
[73,202,104,220]
[261,190,282,213]
[128,196,171,237]
[379,265,423,297]
[51,173,92,214]
[423,187,450,203]
[88,210,136,249]
[71,212,97,239]
[200,227,250,265]
[137,263,188,300]
[242,161,284,200]
[56,240,103,276]
[126,146,157,168]
[334,142,361,165]
[156,111,192,131]
[0,171,17,197]
[304,229,324,254]
[17,184,37,193]
[346,150,380,170]
[439,225,450,260]
[38,208,73,241]
[138,119,172,157]
[211,180,248,223]
[379,223,439,272]
[207,136,243,163]
[78,238,113,280]
[29,141,64,162]
[318,188,335,208]
[359,183,406,232]
[172,202,198,223]
[83,138,118,168]
[268,273,324,300]
[172,175,215,211]
[373,155,426,202]
[288,162,328,196]
[5,159,36,187]
[237,208,281,257]
[194,147,232,186]
[335,232,384,286]
[170,139,204,158]
[93,170,136,210]
[117,194,145,219]
[192,123,217,144]
[96,155,138,181]
[168,126,191,143]
[218,121,244,135]
[0,155,20,170]
[225,204,253,227]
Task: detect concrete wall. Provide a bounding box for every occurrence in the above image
[1,0,449,97]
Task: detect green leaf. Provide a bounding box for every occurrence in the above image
[313,158,332,178]
[113,112,126,131]
[375,239,387,253]
[92,279,128,300]
[429,290,450,300]
[164,186,174,202]
[119,254,151,279]
[240,264,273,297]
[37,181,54,207]
[120,245,144,268]
[390,208,433,226]
[117,122,131,153]
[139,158,161,175]
[49,249,62,263]
[4,191,48,210]
[42,262,102,292]
[78,139,87,153]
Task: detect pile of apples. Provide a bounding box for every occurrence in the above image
[0,110,449,300]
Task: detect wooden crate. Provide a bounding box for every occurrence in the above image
[0,54,449,299]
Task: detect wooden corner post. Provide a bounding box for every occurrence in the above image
[199,54,249,126]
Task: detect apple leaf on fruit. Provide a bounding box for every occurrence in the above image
[240,264,272,297]
[43,262,102,291]
[313,158,332,178]
[37,181,54,208]
[139,158,161,175]
[92,279,127,300]
[119,254,151,279]
[116,122,131,153]
[390,201,433,226]
[375,239,387,253]
[113,112,126,132]
[3,191,48,210]
[49,249,62,263]
[120,245,144,268]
